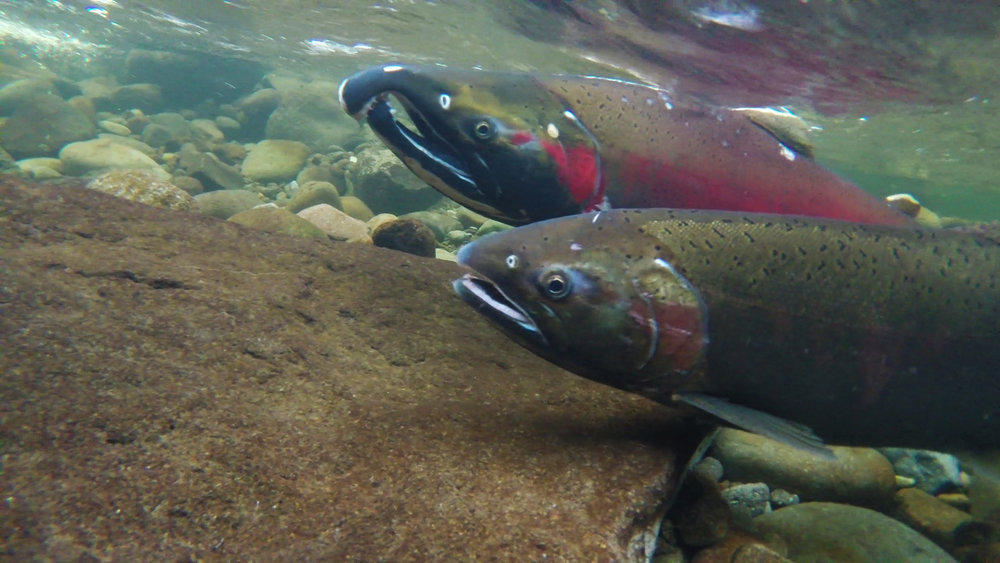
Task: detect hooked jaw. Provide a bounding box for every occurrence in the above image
[452,274,548,348]
[338,64,514,220]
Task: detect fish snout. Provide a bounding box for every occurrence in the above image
[338,64,415,120]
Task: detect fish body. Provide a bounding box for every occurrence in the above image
[453,209,1000,450]
[339,65,912,226]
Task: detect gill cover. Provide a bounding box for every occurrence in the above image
[339,64,605,224]
[453,211,708,395]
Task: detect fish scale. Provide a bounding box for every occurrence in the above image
[339,65,915,226]
[454,209,1000,450]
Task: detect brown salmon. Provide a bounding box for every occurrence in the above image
[338,64,913,226]
[453,209,999,451]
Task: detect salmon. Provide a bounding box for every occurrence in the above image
[453,209,999,451]
[339,64,913,226]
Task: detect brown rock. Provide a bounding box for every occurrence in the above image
[228,205,327,238]
[709,428,896,509]
[296,204,370,243]
[0,177,700,561]
[372,218,437,258]
[894,488,973,549]
[671,472,731,548]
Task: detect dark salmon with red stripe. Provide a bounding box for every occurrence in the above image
[453,209,999,451]
[338,64,912,227]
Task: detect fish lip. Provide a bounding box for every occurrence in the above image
[339,72,521,223]
[453,274,549,348]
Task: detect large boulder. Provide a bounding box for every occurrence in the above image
[2,94,97,159]
[0,177,700,561]
[264,80,364,152]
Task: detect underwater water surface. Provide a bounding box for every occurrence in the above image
[2,1,1000,562]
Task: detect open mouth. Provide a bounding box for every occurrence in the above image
[453,274,548,347]
[345,92,508,212]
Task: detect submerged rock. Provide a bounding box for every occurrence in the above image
[228,205,327,238]
[1,177,696,561]
[3,93,97,159]
[709,428,896,509]
[347,147,443,215]
[59,138,169,180]
[400,211,464,242]
[194,189,262,219]
[881,448,964,494]
[87,169,194,211]
[753,502,955,562]
[176,143,244,190]
[264,80,362,152]
[242,139,310,184]
[372,218,437,258]
[893,488,973,549]
[287,180,341,213]
[296,204,370,243]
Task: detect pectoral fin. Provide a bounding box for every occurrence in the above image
[673,391,835,459]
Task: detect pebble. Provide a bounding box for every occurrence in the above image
[176,143,245,190]
[721,482,772,521]
[215,115,241,132]
[99,120,133,136]
[691,456,724,482]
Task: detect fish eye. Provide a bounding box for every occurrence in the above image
[473,118,496,140]
[505,254,519,269]
[538,269,572,300]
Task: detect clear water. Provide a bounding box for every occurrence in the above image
[3,0,998,220]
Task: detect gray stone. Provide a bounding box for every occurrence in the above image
[769,489,800,508]
[176,143,245,191]
[754,502,956,562]
[721,482,771,521]
[124,48,264,108]
[265,81,365,152]
[145,113,194,149]
[242,140,310,184]
[190,119,225,146]
[880,448,964,494]
[171,175,204,196]
[400,211,463,241]
[59,138,169,180]
[16,158,64,177]
[194,189,263,219]
[215,116,241,132]
[347,147,443,215]
[2,94,97,159]
[709,428,896,509]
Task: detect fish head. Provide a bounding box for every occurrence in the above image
[453,210,708,397]
[339,64,605,224]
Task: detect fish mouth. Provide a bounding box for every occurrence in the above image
[338,68,511,221]
[453,274,548,348]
